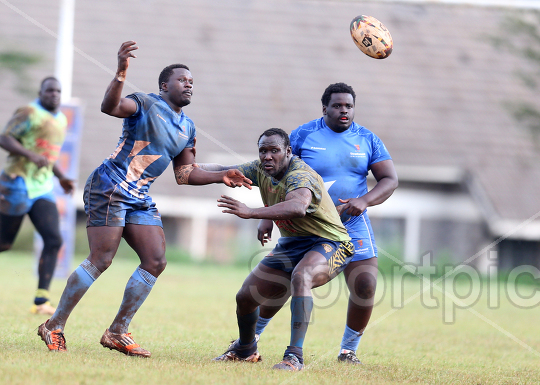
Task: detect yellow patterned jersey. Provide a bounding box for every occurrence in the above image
[2,101,67,198]
[237,156,350,242]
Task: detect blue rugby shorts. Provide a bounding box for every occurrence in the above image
[83,164,162,227]
[345,213,378,262]
[0,172,55,216]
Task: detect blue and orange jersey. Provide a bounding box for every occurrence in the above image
[102,92,196,198]
[290,118,391,224]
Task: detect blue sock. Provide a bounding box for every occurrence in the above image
[50,261,100,329]
[289,296,313,348]
[340,325,363,352]
[111,266,156,334]
[255,316,272,335]
[237,308,259,345]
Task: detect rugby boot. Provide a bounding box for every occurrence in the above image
[214,338,262,362]
[272,353,304,371]
[100,329,151,358]
[37,320,67,352]
[337,349,362,364]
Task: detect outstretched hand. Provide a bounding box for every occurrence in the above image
[117,41,138,77]
[336,197,367,216]
[223,169,252,189]
[217,195,253,219]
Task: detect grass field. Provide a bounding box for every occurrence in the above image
[1,251,540,384]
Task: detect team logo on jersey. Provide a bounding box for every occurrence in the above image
[357,240,363,247]
[354,144,361,151]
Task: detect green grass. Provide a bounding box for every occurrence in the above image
[1,252,540,384]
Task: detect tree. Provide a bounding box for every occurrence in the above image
[491,10,540,139]
[0,50,42,96]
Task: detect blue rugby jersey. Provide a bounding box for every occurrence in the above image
[102,92,196,198]
[289,117,391,224]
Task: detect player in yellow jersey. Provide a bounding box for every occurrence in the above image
[0,77,74,315]
[197,128,355,371]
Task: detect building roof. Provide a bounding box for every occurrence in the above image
[0,0,539,237]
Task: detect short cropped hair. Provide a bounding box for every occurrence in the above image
[40,76,60,90]
[258,128,290,148]
[321,82,356,106]
[158,64,190,89]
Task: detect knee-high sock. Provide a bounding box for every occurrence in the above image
[110,266,156,334]
[237,308,259,345]
[289,296,313,348]
[340,325,363,352]
[48,259,101,330]
[255,315,272,336]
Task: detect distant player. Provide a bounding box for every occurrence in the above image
[198,128,355,371]
[256,83,398,364]
[0,77,75,315]
[37,41,250,356]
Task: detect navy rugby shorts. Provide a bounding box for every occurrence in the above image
[260,235,354,275]
[83,164,162,227]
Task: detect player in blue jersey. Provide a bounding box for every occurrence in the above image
[255,83,398,364]
[37,41,250,356]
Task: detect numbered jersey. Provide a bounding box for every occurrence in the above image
[102,92,196,198]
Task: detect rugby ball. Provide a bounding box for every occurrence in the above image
[350,15,393,59]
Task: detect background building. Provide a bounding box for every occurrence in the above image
[0,0,539,269]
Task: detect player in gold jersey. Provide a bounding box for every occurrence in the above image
[201,128,354,371]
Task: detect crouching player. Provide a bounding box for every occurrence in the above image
[197,128,355,371]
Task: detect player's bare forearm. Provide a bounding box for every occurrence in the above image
[101,41,138,118]
[52,164,66,180]
[338,160,398,215]
[0,135,48,167]
[219,189,310,220]
[184,167,223,185]
[196,163,238,172]
[185,167,251,189]
[0,134,28,157]
[251,200,307,219]
[364,159,398,206]
[361,177,398,207]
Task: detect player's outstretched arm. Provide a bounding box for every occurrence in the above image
[195,163,238,172]
[101,41,138,118]
[218,187,311,220]
[173,149,251,188]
